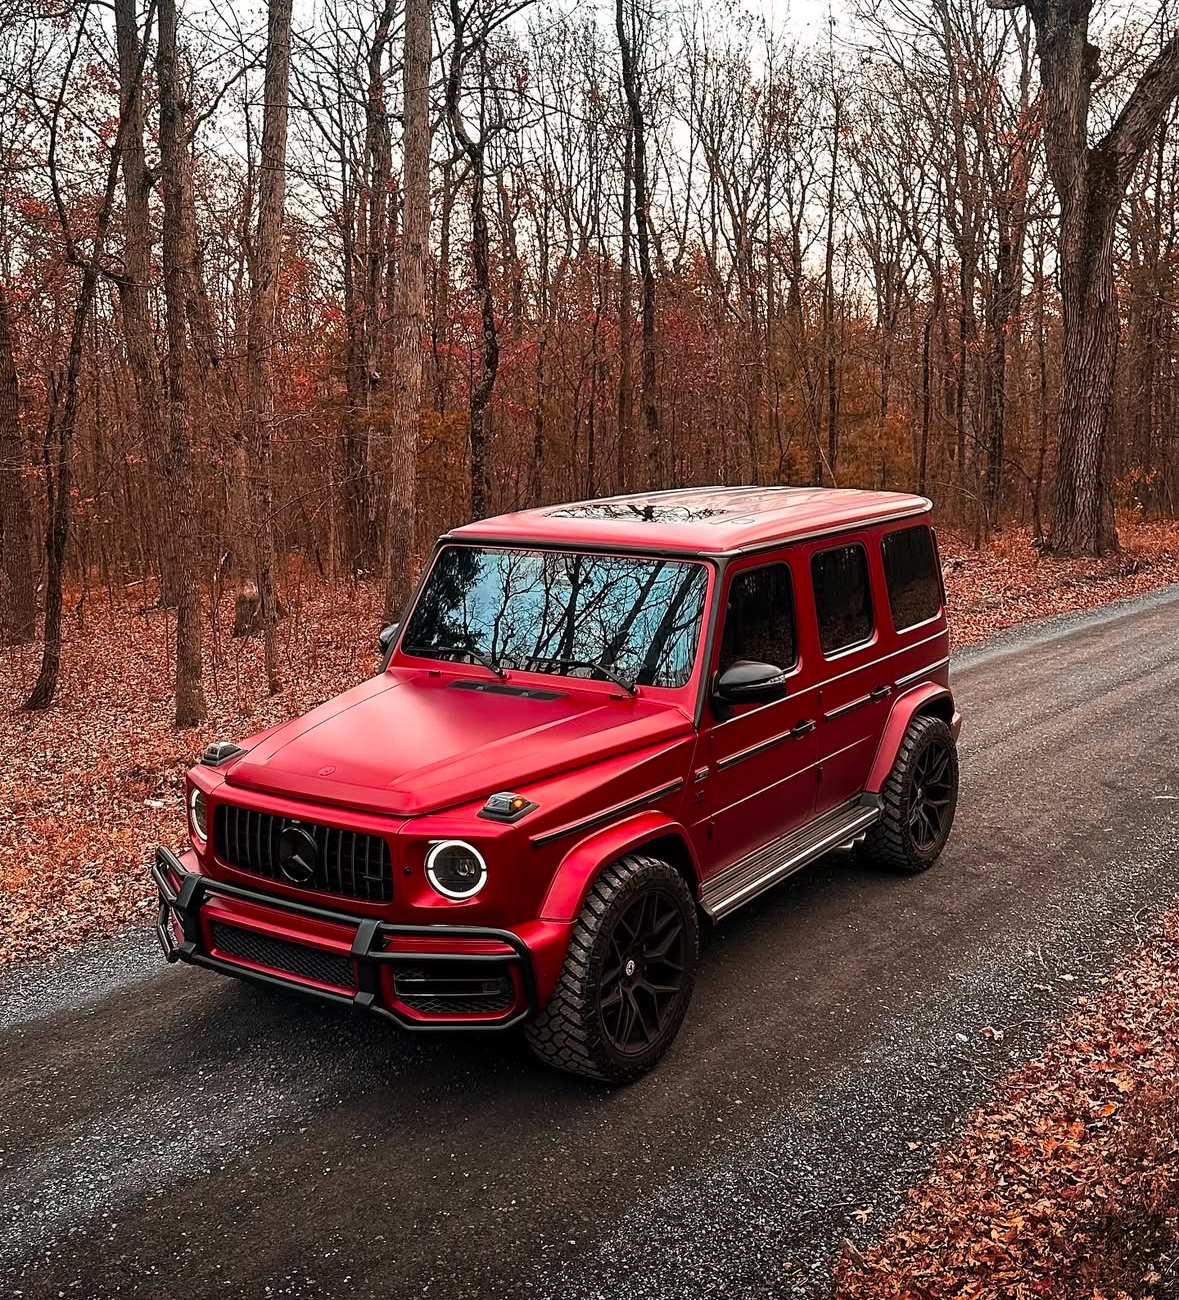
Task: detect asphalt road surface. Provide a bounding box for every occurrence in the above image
[4,587,1179,1299]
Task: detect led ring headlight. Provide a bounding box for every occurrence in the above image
[189,787,208,843]
[425,840,487,900]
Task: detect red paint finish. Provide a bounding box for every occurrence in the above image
[155,486,958,1029]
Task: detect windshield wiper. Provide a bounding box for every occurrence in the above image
[406,643,506,680]
[529,656,638,695]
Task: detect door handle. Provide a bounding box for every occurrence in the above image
[869,685,892,701]
[790,719,816,738]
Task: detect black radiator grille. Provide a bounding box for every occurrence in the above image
[211,923,356,990]
[214,804,394,903]
[393,962,515,1016]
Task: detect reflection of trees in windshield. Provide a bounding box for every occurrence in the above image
[403,547,708,687]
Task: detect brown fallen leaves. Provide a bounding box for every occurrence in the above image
[2,517,1179,968]
[834,917,1179,1300]
[1,571,380,967]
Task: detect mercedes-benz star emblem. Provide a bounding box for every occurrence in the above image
[277,824,319,887]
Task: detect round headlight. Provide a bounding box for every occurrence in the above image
[189,787,208,843]
[425,840,486,900]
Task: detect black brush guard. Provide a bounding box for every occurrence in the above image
[152,846,536,1031]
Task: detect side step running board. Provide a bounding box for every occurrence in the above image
[700,797,882,921]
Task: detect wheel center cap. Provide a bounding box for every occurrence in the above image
[625,958,637,977]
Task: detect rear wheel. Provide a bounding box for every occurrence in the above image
[526,854,699,1083]
[863,714,958,874]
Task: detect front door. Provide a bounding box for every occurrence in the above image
[691,557,820,879]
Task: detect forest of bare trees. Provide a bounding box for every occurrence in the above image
[3,0,1179,724]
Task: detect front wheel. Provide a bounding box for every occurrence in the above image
[526,854,699,1083]
[863,714,959,874]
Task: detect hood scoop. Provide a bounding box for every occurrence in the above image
[448,679,567,701]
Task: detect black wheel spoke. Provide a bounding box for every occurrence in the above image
[597,886,688,1057]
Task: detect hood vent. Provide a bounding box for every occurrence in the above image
[449,680,566,701]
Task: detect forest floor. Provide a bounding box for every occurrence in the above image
[833,908,1179,1298]
[3,519,1179,969]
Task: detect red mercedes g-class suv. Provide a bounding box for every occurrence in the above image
[153,487,960,1081]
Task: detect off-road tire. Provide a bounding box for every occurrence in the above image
[863,714,958,874]
[526,854,699,1083]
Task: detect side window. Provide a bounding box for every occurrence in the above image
[811,544,873,656]
[718,564,796,673]
[882,524,942,631]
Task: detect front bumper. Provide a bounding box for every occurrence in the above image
[152,846,554,1031]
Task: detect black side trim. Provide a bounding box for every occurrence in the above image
[152,847,536,1032]
[528,779,685,848]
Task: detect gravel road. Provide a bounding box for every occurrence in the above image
[3,586,1179,1299]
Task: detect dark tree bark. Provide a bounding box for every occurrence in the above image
[616,0,660,489]
[996,0,1179,554]
[617,125,634,493]
[244,0,294,693]
[156,0,208,725]
[0,282,36,644]
[383,0,430,619]
[446,3,499,521]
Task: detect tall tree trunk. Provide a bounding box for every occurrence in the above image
[383,0,430,619]
[156,0,207,725]
[617,126,634,493]
[114,0,175,606]
[0,282,36,644]
[616,0,659,489]
[244,0,293,692]
[26,9,139,708]
[1002,0,1179,553]
[822,86,842,482]
[446,8,498,521]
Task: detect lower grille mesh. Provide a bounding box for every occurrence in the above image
[393,962,514,1015]
[211,923,355,991]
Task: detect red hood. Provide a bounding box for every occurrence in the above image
[221,670,692,816]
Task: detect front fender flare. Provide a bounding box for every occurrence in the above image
[865,683,960,793]
[539,809,700,922]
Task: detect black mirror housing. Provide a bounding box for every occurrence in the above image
[378,623,400,653]
[713,660,788,709]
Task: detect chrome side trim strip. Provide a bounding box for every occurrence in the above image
[894,656,951,689]
[715,726,799,773]
[824,693,873,721]
[529,779,685,848]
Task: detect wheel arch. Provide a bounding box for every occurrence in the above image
[539,810,701,923]
[865,683,958,793]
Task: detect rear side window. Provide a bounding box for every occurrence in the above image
[882,525,942,630]
[811,544,873,655]
[718,564,796,673]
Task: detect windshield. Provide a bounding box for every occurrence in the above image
[402,546,710,689]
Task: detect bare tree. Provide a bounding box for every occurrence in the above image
[156,0,208,724]
[0,281,35,643]
[384,0,430,618]
[993,0,1179,553]
[244,0,294,692]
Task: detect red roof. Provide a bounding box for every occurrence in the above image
[448,487,932,556]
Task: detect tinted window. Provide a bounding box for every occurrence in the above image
[718,564,796,673]
[882,525,942,630]
[811,544,873,655]
[402,546,708,688]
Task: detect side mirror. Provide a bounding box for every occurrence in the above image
[713,660,788,712]
[377,623,400,671]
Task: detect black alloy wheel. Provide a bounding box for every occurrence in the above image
[597,889,688,1057]
[907,737,955,852]
[526,853,700,1082]
[863,713,959,873]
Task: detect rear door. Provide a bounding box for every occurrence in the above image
[692,555,820,878]
[807,535,893,813]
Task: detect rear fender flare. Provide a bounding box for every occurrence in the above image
[865,683,956,793]
[539,810,700,922]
